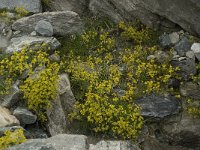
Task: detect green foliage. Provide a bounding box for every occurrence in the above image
[65,21,178,139]
[0,129,26,150]
[15,7,29,18]
[0,44,61,121]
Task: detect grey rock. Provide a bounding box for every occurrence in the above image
[13,107,37,126]
[191,43,200,61]
[169,32,180,44]
[6,35,60,53]
[0,35,9,49]
[171,58,196,80]
[141,137,187,150]
[30,31,37,36]
[89,140,140,150]
[9,134,88,150]
[25,125,48,139]
[174,37,191,57]
[135,94,181,119]
[158,33,171,48]
[1,82,20,108]
[49,54,60,62]
[48,0,87,15]
[0,0,42,13]
[180,82,200,100]
[90,0,200,36]
[12,11,84,36]
[8,139,55,150]
[154,51,169,63]
[186,51,195,60]
[147,55,156,61]
[46,134,88,150]
[46,95,68,136]
[0,106,20,127]
[35,20,53,37]
[162,111,200,149]
[47,74,76,136]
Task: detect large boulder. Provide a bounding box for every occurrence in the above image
[0,106,20,127]
[89,140,140,150]
[0,0,42,13]
[48,0,88,15]
[12,11,84,36]
[6,35,60,53]
[89,0,200,36]
[8,134,88,150]
[46,74,76,136]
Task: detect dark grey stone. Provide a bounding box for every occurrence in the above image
[159,34,171,48]
[174,37,191,56]
[171,58,196,80]
[135,94,181,119]
[13,107,37,126]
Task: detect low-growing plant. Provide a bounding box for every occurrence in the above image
[65,21,178,139]
[0,44,61,121]
[0,129,26,150]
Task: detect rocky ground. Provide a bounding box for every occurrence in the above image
[0,0,200,150]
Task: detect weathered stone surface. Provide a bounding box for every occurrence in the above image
[6,35,60,53]
[171,58,196,80]
[0,35,9,49]
[89,140,140,150]
[46,95,68,136]
[25,124,48,139]
[154,51,169,63]
[174,37,191,57]
[12,11,84,36]
[13,107,37,126]
[35,20,54,37]
[162,111,200,149]
[46,74,76,136]
[89,0,200,36]
[46,134,88,150]
[169,32,180,45]
[158,33,171,48]
[180,82,200,100]
[49,0,87,15]
[0,0,42,13]
[9,134,88,150]
[135,94,180,119]
[186,51,195,60]
[8,140,55,150]
[141,137,187,150]
[1,82,20,108]
[0,106,19,127]
[191,43,200,61]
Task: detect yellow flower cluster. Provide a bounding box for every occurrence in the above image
[119,21,152,45]
[0,129,26,150]
[20,62,60,122]
[67,22,179,139]
[0,45,61,121]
